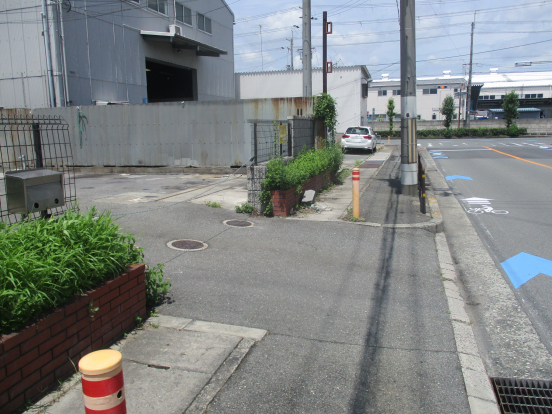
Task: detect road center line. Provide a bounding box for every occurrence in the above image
[484,147,552,170]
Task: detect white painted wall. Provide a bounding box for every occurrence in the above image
[236,66,370,134]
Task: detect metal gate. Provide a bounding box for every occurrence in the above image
[0,115,77,224]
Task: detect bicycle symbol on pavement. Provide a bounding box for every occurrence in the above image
[462,197,509,215]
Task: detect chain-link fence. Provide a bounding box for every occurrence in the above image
[250,120,291,165]
[0,115,77,224]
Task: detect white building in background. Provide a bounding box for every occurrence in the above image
[235,66,371,134]
[474,70,552,118]
[367,69,552,123]
[367,71,466,123]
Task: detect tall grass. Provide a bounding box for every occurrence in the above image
[0,208,144,334]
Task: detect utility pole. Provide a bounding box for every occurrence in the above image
[323,11,327,93]
[41,0,56,107]
[302,0,312,97]
[289,35,294,70]
[465,19,475,128]
[400,0,417,195]
[322,12,333,94]
[259,25,264,71]
[288,25,299,70]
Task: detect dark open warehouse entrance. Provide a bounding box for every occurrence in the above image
[146,59,197,103]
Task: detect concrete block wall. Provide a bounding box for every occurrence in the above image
[247,164,267,213]
[0,264,147,414]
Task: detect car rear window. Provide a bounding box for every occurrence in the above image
[346,127,369,135]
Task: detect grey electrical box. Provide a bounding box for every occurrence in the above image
[5,169,65,214]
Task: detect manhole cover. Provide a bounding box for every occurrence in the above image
[224,219,254,228]
[167,239,208,251]
[491,377,552,413]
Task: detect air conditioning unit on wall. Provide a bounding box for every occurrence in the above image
[169,24,181,36]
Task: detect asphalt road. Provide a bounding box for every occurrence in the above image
[70,157,469,413]
[421,136,552,355]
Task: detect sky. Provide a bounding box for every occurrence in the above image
[230,0,552,80]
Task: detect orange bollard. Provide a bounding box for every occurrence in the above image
[388,135,391,145]
[79,350,126,414]
[352,168,360,218]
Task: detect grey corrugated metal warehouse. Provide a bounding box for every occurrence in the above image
[235,66,371,134]
[0,0,235,108]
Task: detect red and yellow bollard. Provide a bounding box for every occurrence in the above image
[352,167,360,218]
[79,350,127,414]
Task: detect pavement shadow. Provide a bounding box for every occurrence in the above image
[350,186,428,412]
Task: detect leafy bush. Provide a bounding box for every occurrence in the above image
[376,126,528,139]
[145,264,170,307]
[259,144,344,214]
[455,127,468,137]
[507,124,520,137]
[375,130,400,138]
[314,93,338,139]
[491,128,503,137]
[0,208,166,334]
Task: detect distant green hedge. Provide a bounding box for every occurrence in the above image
[375,126,528,138]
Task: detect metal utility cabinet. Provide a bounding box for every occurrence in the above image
[5,169,64,214]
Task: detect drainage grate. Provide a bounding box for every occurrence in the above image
[491,377,552,414]
[167,239,208,252]
[224,219,254,228]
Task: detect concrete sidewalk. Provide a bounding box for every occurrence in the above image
[22,144,500,414]
[24,316,266,414]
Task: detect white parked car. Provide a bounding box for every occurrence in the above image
[340,126,377,153]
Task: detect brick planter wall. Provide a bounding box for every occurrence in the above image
[271,170,334,216]
[0,264,146,414]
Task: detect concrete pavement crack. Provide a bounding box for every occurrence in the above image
[267,332,458,354]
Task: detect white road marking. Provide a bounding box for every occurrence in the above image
[464,197,493,204]
[512,143,522,146]
[437,149,491,152]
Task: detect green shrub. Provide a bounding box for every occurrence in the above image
[145,264,170,307]
[0,208,166,334]
[507,124,520,137]
[443,128,453,138]
[491,128,503,137]
[455,127,468,137]
[375,130,399,138]
[518,127,528,135]
[235,203,254,214]
[259,144,344,215]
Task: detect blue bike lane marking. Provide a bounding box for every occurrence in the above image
[501,253,552,289]
[446,175,473,181]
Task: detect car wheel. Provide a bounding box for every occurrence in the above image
[373,142,377,152]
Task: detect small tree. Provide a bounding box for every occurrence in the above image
[440,95,455,129]
[386,98,396,136]
[502,91,519,128]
